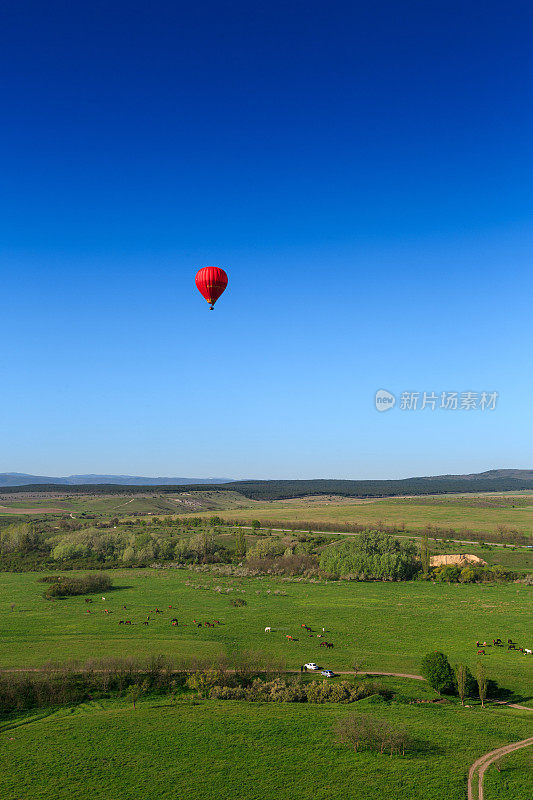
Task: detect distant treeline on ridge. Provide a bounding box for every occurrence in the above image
[2,474,533,500]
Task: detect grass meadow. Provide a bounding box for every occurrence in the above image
[482,746,533,798]
[209,494,533,537]
[1,569,531,698]
[0,697,531,800]
[2,491,533,539]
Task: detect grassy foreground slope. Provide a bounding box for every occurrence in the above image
[1,699,531,800]
[1,570,531,696]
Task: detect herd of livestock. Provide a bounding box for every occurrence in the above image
[85,598,532,660]
[475,637,532,655]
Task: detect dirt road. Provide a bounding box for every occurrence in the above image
[467,736,533,800]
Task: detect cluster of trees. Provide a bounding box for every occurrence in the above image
[420,652,493,707]
[0,521,234,570]
[0,656,184,714]
[243,537,318,576]
[336,713,412,756]
[319,533,419,581]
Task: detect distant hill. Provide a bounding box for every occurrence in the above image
[0,473,232,487]
[439,469,533,481]
[0,470,532,500]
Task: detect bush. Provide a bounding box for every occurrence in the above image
[420,651,455,694]
[43,573,112,598]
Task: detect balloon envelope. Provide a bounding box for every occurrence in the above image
[195,266,228,309]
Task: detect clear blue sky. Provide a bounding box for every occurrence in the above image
[1,1,532,479]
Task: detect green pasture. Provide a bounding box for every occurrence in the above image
[0,697,531,800]
[2,489,533,539]
[1,570,531,697]
[208,495,533,536]
[483,746,533,799]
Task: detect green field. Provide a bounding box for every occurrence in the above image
[206,494,533,537]
[1,697,531,800]
[1,570,531,697]
[2,491,533,541]
[483,746,533,798]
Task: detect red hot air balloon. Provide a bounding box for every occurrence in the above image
[195,266,228,310]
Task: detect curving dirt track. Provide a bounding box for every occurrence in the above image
[467,736,533,800]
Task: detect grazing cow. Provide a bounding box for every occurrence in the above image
[524,649,532,654]
[326,642,334,649]
[118,620,124,625]
[508,644,516,650]
[265,627,271,633]
[143,620,149,625]
[85,598,92,604]
[477,649,485,655]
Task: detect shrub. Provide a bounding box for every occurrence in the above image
[43,573,112,598]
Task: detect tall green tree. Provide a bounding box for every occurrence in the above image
[476,662,488,708]
[126,683,143,710]
[234,530,247,559]
[420,530,430,575]
[455,664,467,706]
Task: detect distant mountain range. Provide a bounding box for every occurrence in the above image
[1,470,533,502]
[0,473,232,487]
